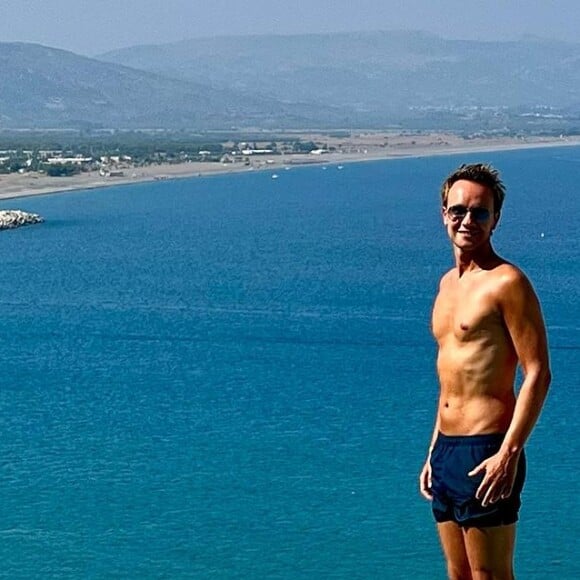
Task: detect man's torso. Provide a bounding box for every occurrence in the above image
[432,264,518,435]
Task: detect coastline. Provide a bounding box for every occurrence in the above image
[2,133,579,202]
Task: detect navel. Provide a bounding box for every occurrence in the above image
[460,323,469,331]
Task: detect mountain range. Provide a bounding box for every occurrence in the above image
[0,42,342,130]
[2,31,580,131]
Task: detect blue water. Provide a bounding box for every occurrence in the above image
[0,148,578,578]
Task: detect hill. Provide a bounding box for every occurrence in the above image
[0,42,342,130]
[99,31,580,131]
[3,32,580,131]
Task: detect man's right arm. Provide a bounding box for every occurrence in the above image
[419,412,440,500]
[421,276,446,500]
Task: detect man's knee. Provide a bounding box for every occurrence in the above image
[470,563,513,580]
[446,560,473,580]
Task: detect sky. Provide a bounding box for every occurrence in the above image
[1,0,579,55]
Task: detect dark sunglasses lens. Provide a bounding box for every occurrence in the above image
[448,205,468,219]
[447,205,490,222]
[471,208,490,222]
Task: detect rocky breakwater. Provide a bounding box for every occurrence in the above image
[0,210,44,230]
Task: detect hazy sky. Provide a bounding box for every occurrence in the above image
[2,0,579,55]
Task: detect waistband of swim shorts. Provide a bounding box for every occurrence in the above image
[436,432,506,446]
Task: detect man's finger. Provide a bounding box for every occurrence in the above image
[419,478,433,500]
[500,484,513,500]
[481,486,495,507]
[481,480,504,506]
[468,461,486,477]
[419,471,433,501]
[475,476,491,501]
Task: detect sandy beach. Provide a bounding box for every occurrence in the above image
[2,132,579,202]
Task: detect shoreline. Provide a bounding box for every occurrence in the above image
[2,134,579,203]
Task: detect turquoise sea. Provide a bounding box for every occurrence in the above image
[1,147,578,578]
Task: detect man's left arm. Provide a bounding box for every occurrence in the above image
[469,268,551,506]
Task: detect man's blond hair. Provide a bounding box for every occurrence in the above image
[441,163,506,214]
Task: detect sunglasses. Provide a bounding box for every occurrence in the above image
[445,204,491,224]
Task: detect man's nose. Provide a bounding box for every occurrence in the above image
[461,209,476,225]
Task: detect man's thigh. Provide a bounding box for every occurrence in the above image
[463,524,516,579]
[437,521,471,578]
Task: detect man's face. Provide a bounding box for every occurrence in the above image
[442,179,499,251]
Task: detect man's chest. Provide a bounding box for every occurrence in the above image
[432,280,503,342]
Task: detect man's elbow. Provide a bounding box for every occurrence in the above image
[543,367,552,391]
[524,363,551,394]
[534,365,552,395]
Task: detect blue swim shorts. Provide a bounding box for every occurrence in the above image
[430,432,526,528]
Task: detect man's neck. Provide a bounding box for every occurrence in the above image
[454,244,498,277]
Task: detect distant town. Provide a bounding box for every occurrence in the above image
[0,128,577,180]
[0,131,348,178]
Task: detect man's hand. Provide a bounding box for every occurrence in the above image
[468,449,521,507]
[419,459,433,500]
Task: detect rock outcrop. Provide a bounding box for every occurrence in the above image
[0,210,44,230]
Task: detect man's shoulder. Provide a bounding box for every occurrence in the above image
[439,268,456,285]
[488,261,536,303]
[489,261,529,286]
[435,269,456,296]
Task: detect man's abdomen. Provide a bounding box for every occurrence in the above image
[438,393,516,435]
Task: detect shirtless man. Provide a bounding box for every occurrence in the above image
[419,163,551,579]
